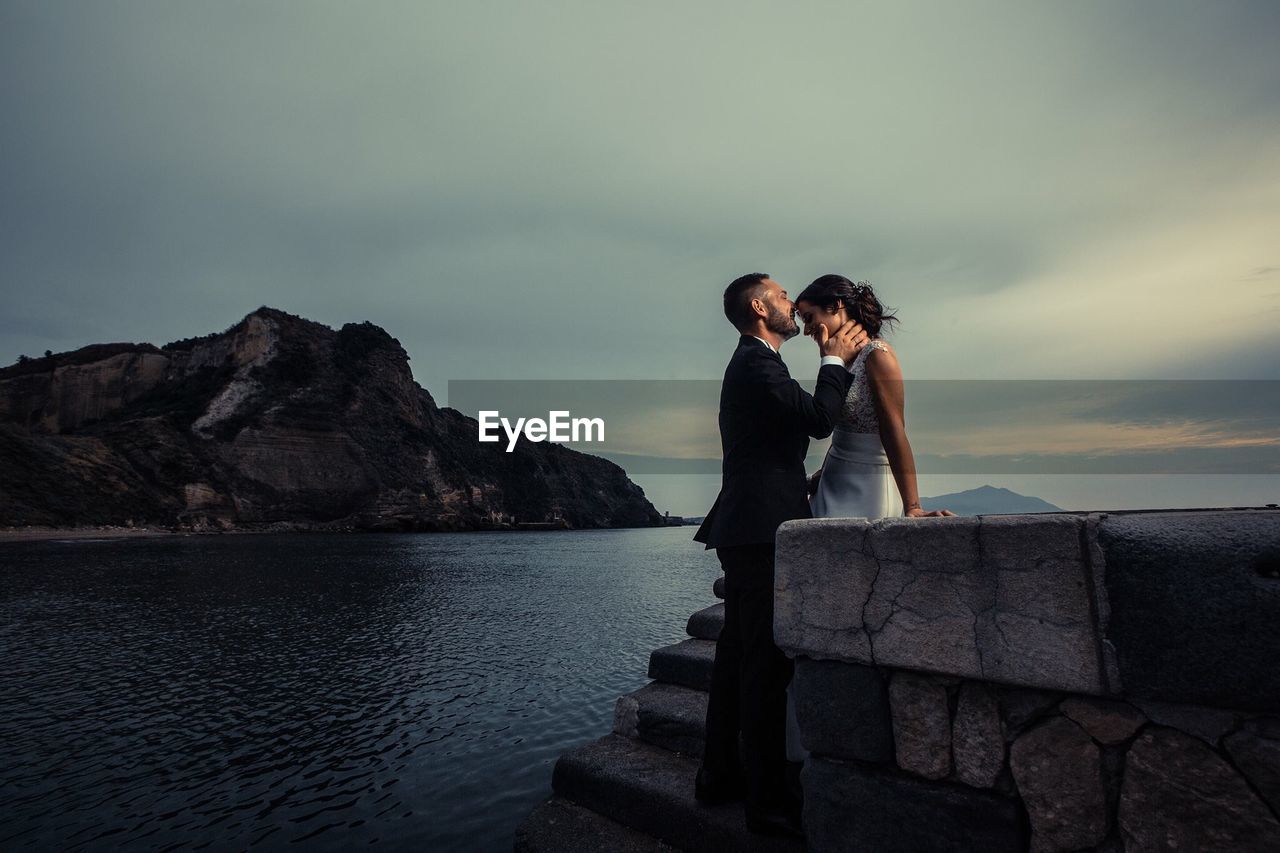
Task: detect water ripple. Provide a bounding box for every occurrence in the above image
[0,528,720,851]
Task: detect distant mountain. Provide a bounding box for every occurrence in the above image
[0,308,661,532]
[919,485,1061,516]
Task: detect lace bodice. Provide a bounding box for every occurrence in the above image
[838,339,890,433]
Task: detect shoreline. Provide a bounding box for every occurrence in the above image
[0,523,680,543]
[0,526,199,543]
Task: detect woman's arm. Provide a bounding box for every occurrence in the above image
[865,347,955,518]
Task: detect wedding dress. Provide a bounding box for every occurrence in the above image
[807,339,904,521]
[786,338,904,762]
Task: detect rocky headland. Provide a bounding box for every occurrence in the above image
[0,308,661,533]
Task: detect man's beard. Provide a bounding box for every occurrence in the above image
[765,302,800,341]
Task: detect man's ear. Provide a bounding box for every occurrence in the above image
[750,296,768,319]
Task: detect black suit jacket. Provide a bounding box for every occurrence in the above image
[693,336,851,549]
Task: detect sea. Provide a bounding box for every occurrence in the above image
[0,527,722,851]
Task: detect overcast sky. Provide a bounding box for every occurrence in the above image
[3,2,1277,512]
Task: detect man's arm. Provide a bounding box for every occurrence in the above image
[756,351,850,439]
[753,317,867,438]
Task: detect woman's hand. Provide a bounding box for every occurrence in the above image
[905,506,957,518]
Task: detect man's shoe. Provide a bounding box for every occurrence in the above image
[694,767,745,805]
[744,807,804,840]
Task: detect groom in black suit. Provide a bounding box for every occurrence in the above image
[693,273,866,838]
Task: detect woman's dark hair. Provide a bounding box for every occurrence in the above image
[795,274,898,337]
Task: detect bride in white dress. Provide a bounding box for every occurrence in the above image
[796,275,953,522]
[784,274,954,762]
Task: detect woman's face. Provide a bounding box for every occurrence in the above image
[795,299,846,340]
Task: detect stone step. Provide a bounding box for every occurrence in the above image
[514,795,679,852]
[686,603,725,641]
[552,734,804,853]
[614,682,709,757]
[648,639,717,691]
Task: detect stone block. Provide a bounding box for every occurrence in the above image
[647,639,715,691]
[775,516,1106,694]
[1059,696,1146,745]
[790,657,893,762]
[515,796,678,852]
[864,514,982,568]
[889,671,952,780]
[802,756,1025,853]
[1242,715,1280,740]
[1009,716,1107,852]
[1132,699,1239,746]
[1119,726,1280,852]
[974,515,1104,695]
[953,682,1005,788]
[997,686,1063,740]
[1098,509,1280,711]
[861,554,987,678]
[774,518,880,662]
[1222,729,1280,816]
[685,602,723,641]
[552,734,803,853]
[614,682,708,757]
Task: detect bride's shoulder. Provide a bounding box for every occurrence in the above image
[862,338,901,375]
[864,338,896,358]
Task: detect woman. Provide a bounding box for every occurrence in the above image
[785,275,953,763]
[795,274,954,522]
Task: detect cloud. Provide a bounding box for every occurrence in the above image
[447,377,1280,475]
[3,1,1278,399]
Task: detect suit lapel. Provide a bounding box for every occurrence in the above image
[738,334,782,363]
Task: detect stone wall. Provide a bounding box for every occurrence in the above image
[775,509,1280,853]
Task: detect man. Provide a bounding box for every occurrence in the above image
[693,273,867,838]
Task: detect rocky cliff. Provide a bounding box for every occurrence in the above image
[0,308,661,531]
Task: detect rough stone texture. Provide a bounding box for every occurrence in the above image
[0,308,662,530]
[975,515,1103,694]
[1242,715,1280,739]
[1133,699,1240,746]
[685,603,723,641]
[1099,509,1280,711]
[647,639,715,691]
[1083,514,1124,696]
[1059,697,1146,745]
[998,687,1063,741]
[1222,729,1280,816]
[774,515,1106,694]
[552,734,802,853]
[613,691,640,738]
[613,682,708,757]
[952,682,1005,788]
[1009,716,1107,852]
[515,796,678,852]
[1119,726,1280,852]
[888,671,952,780]
[803,756,1026,853]
[790,657,893,762]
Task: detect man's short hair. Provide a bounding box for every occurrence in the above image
[723,272,770,330]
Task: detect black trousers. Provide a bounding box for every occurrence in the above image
[701,542,794,811]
